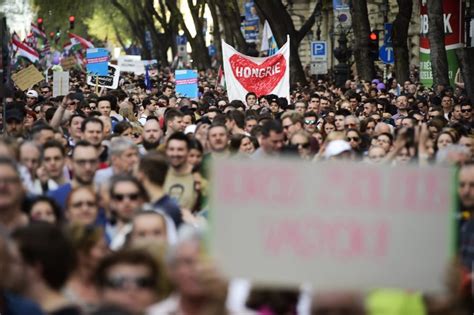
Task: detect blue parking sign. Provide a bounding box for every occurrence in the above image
[311,41,327,61]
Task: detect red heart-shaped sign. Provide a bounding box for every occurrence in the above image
[229,54,286,97]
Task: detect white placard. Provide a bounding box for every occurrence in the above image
[53,71,70,97]
[118,55,145,74]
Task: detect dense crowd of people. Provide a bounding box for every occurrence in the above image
[0,61,473,315]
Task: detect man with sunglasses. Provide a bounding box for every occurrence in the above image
[107,175,147,250]
[39,84,52,100]
[95,249,160,314]
[304,111,318,134]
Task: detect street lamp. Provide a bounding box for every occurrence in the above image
[333,13,352,87]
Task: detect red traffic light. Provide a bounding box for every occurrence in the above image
[369,32,378,41]
[69,16,75,22]
[37,17,43,24]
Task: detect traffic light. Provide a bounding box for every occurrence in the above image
[69,16,75,30]
[368,31,379,61]
[37,17,43,30]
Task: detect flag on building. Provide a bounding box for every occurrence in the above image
[68,32,94,49]
[222,37,290,101]
[12,38,40,63]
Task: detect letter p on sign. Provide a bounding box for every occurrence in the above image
[311,41,327,61]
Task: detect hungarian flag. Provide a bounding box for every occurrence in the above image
[41,42,51,56]
[12,38,39,63]
[222,37,290,101]
[24,33,38,50]
[68,32,94,49]
[31,23,47,39]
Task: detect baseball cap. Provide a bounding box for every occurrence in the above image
[184,124,197,135]
[324,140,352,159]
[5,109,24,122]
[26,90,38,98]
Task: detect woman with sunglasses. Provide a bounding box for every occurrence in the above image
[290,131,318,160]
[346,129,365,158]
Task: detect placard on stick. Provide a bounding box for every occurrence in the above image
[11,65,45,91]
[53,71,69,97]
[60,56,77,71]
[86,64,120,89]
[210,159,454,292]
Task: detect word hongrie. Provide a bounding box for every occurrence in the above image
[234,63,282,78]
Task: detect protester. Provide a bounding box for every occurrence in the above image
[12,223,81,315]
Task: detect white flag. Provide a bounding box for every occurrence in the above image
[222,37,290,102]
[260,20,273,51]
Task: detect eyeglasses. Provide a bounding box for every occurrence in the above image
[73,159,98,166]
[294,142,310,149]
[105,276,155,290]
[112,193,140,201]
[461,109,472,113]
[305,119,316,125]
[133,134,141,138]
[347,137,360,142]
[71,201,96,208]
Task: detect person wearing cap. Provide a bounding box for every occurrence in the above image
[25,90,39,108]
[324,139,353,160]
[5,109,25,138]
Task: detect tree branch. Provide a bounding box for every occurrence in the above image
[296,0,322,43]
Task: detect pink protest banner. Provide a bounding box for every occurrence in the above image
[209,159,454,292]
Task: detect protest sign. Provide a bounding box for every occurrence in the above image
[11,65,45,91]
[60,56,77,71]
[175,69,198,98]
[86,48,109,76]
[53,71,69,97]
[210,159,454,292]
[118,55,145,74]
[222,38,290,101]
[87,64,120,89]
